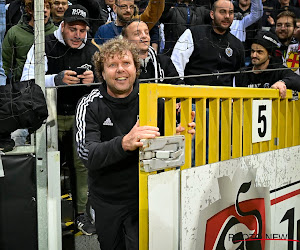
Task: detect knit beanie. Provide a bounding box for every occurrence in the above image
[253,31,280,55]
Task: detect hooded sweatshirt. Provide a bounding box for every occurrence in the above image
[21,22,98,115]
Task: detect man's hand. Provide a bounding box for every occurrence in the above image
[62,70,80,84]
[271,81,287,98]
[122,120,160,151]
[77,70,94,84]
[267,16,275,26]
[176,111,196,136]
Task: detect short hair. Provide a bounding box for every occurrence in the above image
[212,0,232,12]
[121,18,145,38]
[115,0,134,5]
[25,0,53,15]
[93,37,140,81]
[276,10,296,28]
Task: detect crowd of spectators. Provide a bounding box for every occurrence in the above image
[1,0,300,247]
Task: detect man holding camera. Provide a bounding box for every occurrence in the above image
[21,4,97,235]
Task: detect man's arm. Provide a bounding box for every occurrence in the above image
[2,29,14,77]
[139,0,165,30]
[21,45,94,86]
[75,92,130,169]
[75,93,160,170]
[241,0,263,29]
[230,0,263,41]
[171,29,194,78]
[271,67,300,98]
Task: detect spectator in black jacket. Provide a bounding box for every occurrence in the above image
[171,0,245,86]
[122,19,184,84]
[160,0,211,55]
[235,31,300,98]
[6,0,25,32]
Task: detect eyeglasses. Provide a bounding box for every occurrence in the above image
[115,4,135,10]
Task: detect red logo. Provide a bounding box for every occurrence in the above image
[205,192,266,249]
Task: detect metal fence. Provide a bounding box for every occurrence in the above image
[138,83,300,249]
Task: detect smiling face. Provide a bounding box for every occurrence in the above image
[51,0,68,21]
[124,21,150,53]
[275,16,295,43]
[102,51,137,98]
[210,0,234,34]
[61,21,87,48]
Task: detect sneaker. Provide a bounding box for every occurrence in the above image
[75,213,96,236]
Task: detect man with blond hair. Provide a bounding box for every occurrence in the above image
[75,37,195,249]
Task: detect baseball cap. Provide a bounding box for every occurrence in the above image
[253,31,280,55]
[63,4,89,26]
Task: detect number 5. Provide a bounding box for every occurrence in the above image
[258,105,267,138]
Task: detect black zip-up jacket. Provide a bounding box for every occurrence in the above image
[139,52,184,85]
[160,3,211,55]
[235,58,300,91]
[172,25,245,86]
[75,81,164,203]
[77,0,112,37]
[45,32,98,115]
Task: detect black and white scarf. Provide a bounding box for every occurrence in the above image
[140,46,164,83]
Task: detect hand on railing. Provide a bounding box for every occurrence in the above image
[122,120,160,151]
[271,80,287,98]
[176,111,196,137]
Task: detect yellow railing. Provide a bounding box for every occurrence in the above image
[139,83,300,250]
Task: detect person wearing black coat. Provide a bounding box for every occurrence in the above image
[235,31,300,98]
[160,0,211,55]
[77,0,116,37]
[122,19,184,85]
[6,0,25,32]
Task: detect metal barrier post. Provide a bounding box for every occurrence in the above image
[34,0,48,247]
[139,83,159,250]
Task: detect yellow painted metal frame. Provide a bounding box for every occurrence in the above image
[139,83,299,250]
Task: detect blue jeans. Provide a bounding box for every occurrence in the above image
[0,1,6,85]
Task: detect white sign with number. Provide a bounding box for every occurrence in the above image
[252,100,272,143]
